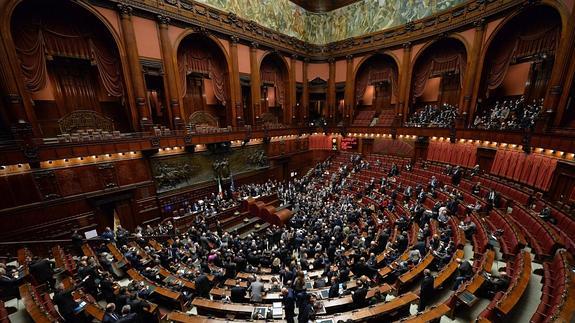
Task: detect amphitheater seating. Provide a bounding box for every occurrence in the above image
[19,283,61,323]
[484,210,526,259]
[352,110,376,126]
[477,250,531,322]
[531,250,575,322]
[378,109,396,126]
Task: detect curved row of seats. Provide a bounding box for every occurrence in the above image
[531,250,575,322]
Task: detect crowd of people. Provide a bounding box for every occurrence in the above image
[405,103,458,128]
[472,97,542,130]
[2,154,518,323]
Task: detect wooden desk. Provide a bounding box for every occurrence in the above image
[192,298,274,319]
[321,292,418,321]
[434,249,465,288]
[168,311,275,323]
[157,267,197,290]
[127,269,184,310]
[395,303,450,322]
[398,254,434,287]
[321,284,393,313]
[19,283,60,323]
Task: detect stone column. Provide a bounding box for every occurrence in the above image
[117,4,151,129]
[344,54,354,122]
[328,58,336,122]
[302,58,309,121]
[157,14,183,129]
[398,42,412,123]
[229,36,242,126]
[249,42,261,125]
[289,54,297,125]
[460,19,485,127]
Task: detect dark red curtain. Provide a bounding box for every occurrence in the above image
[412,48,466,98]
[178,45,228,105]
[13,12,123,96]
[261,66,286,106]
[486,25,559,90]
[355,60,398,103]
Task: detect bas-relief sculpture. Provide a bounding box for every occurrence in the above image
[151,146,269,193]
[196,0,464,44]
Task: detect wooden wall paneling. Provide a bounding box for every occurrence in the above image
[115,159,151,186]
[476,147,497,172]
[547,161,575,202]
[97,163,119,189]
[33,170,61,200]
[9,173,41,206]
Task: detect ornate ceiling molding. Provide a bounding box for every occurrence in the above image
[94,0,525,61]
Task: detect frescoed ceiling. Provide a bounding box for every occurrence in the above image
[288,0,362,13]
[195,0,465,45]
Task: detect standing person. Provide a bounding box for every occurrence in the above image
[102,303,119,323]
[248,276,265,303]
[298,293,315,323]
[418,269,435,312]
[282,287,296,323]
[53,283,79,323]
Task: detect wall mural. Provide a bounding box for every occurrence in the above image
[151,146,269,193]
[196,0,464,44]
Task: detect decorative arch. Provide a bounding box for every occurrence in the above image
[476,4,564,108]
[408,37,468,110]
[259,51,290,124]
[6,0,134,135]
[176,32,233,126]
[353,53,400,113]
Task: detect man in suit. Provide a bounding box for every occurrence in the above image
[328,277,339,298]
[194,273,211,298]
[486,189,499,210]
[102,303,119,323]
[282,287,296,323]
[116,305,137,323]
[451,166,462,185]
[29,257,54,289]
[351,280,368,309]
[248,276,265,303]
[230,283,246,303]
[53,283,78,322]
[453,258,473,290]
[418,269,435,312]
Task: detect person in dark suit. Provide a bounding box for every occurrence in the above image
[297,293,315,323]
[116,305,137,323]
[328,277,339,298]
[102,303,119,323]
[451,166,462,185]
[230,283,246,303]
[126,293,149,323]
[486,190,500,210]
[418,269,435,312]
[29,258,55,289]
[351,280,368,309]
[115,287,130,310]
[53,283,78,322]
[194,273,211,298]
[282,287,296,323]
[453,258,473,290]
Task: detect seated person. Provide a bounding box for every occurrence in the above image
[479,271,510,298]
[538,207,556,224]
[351,280,368,309]
[230,283,247,303]
[452,258,473,290]
[472,182,481,196]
